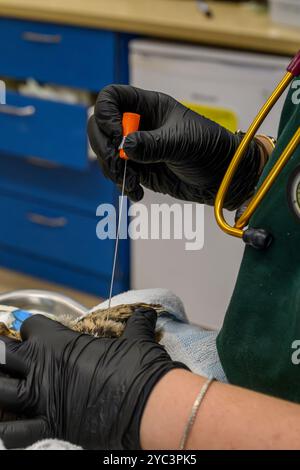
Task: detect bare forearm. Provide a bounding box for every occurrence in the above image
[140,370,300,450]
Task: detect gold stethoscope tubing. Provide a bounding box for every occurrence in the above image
[214,70,300,240]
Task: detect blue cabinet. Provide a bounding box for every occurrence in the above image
[0,18,131,297]
[0,18,117,91]
[0,154,115,213]
[0,91,88,169]
[0,191,130,282]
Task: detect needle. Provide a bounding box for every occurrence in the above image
[107,112,141,310]
[108,159,127,309]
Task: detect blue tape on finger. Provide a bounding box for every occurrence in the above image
[11,310,32,332]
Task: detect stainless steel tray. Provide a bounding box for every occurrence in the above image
[0,289,88,322]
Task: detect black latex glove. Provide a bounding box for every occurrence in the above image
[0,309,188,449]
[88,85,262,210]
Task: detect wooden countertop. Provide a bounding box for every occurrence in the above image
[0,0,299,56]
[0,267,101,308]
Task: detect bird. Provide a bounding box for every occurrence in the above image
[0,302,165,342]
[0,302,166,422]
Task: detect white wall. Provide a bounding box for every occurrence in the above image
[129,40,289,328]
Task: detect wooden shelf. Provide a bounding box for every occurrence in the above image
[0,0,299,55]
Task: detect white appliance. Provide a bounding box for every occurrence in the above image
[270,0,300,29]
[129,39,290,329]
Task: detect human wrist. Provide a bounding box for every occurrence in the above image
[140,369,206,450]
[223,131,276,210]
[254,134,276,175]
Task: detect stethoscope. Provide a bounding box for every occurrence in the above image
[214,50,300,250]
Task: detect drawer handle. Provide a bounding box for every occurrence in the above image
[0,104,36,117]
[26,157,61,169]
[27,213,68,228]
[22,31,62,44]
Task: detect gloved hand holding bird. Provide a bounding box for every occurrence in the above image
[0,302,167,424]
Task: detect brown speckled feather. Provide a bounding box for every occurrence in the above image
[0,322,20,340]
[72,303,164,340]
[0,303,165,341]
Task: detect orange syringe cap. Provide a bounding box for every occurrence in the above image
[119,112,141,160]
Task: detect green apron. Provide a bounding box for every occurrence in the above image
[217,77,300,402]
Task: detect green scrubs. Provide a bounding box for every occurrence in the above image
[217,77,300,402]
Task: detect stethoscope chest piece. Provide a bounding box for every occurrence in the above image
[288,165,300,221]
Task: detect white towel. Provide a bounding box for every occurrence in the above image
[90,287,187,321]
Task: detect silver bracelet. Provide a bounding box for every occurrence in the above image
[179,377,215,450]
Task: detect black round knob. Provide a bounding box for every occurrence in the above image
[242,228,273,250]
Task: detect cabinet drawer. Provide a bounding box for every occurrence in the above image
[0,91,88,169]
[0,154,116,215]
[0,18,116,91]
[0,192,123,279]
